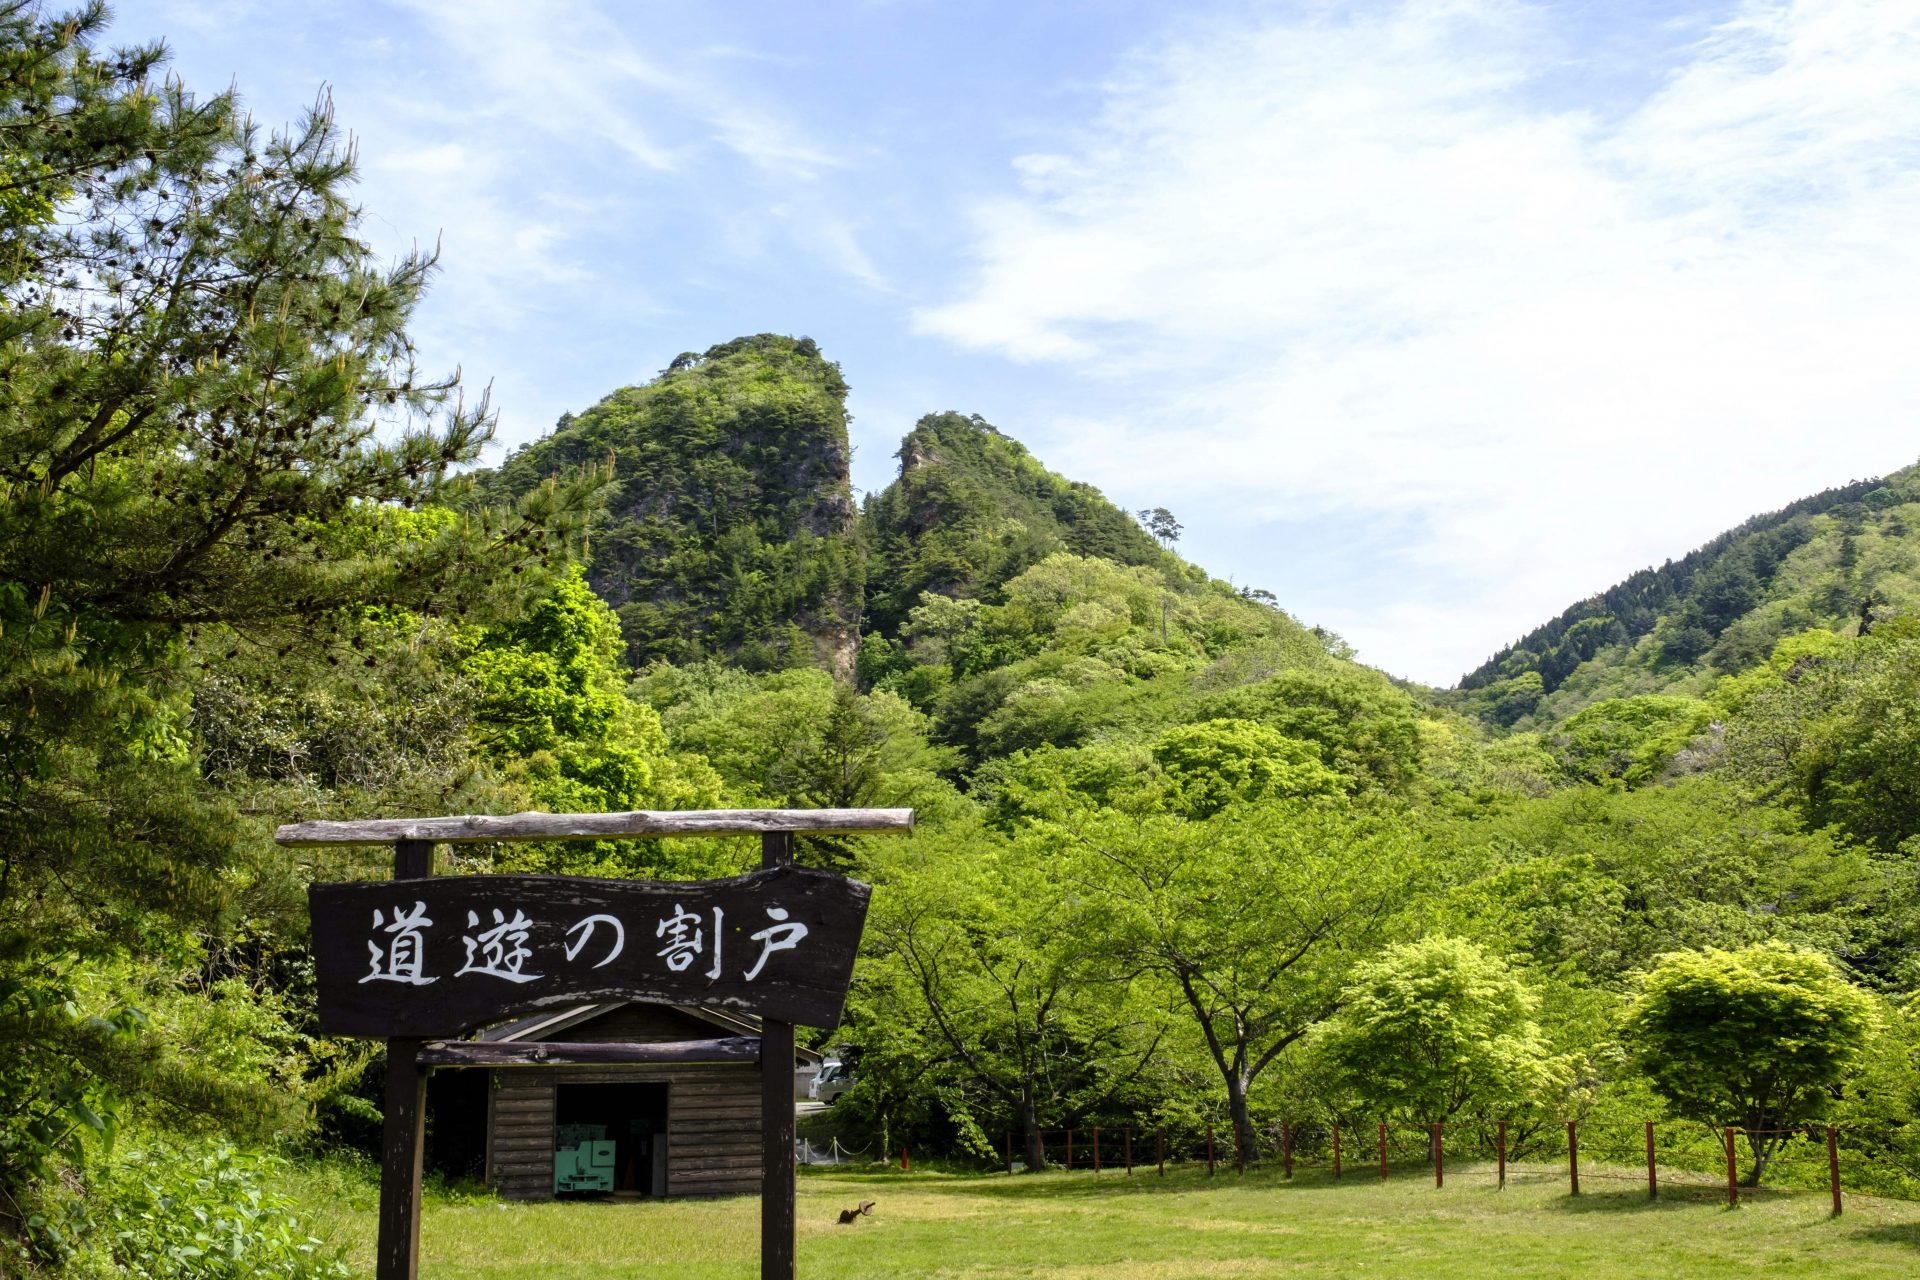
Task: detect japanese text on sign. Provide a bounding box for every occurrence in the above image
[309,866,870,1035]
[360,900,807,988]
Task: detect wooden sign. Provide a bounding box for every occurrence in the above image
[288,808,912,1280]
[310,864,869,1036]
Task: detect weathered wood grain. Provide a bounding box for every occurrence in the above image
[419,1037,759,1067]
[761,829,797,1280]
[376,839,432,1280]
[278,807,914,846]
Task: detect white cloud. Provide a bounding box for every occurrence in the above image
[917,0,1920,683]
[139,0,885,455]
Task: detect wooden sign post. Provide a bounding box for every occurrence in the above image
[283,807,912,1280]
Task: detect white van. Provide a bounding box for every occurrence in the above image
[809,1059,853,1104]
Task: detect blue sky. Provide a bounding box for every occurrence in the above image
[115,0,1920,684]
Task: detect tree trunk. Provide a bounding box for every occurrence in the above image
[1225,1072,1259,1166]
[1743,1129,1777,1188]
[1022,1086,1047,1171]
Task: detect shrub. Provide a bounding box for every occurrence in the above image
[26,1142,347,1280]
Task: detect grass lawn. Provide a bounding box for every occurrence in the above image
[295,1160,1920,1279]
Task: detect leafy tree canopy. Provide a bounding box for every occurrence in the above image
[1321,936,1569,1123]
[1625,942,1877,1183]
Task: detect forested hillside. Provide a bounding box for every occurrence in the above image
[860,411,1169,635]
[11,8,1920,1276]
[480,335,863,675]
[1458,466,1920,727]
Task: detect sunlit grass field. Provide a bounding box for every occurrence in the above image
[291,1160,1920,1279]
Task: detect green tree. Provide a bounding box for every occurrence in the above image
[0,4,602,1242]
[1441,779,1881,984]
[1046,799,1417,1163]
[1197,667,1425,792]
[1723,622,1920,850]
[1149,718,1346,817]
[1624,943,1876,1184]
[1321,937,1567,1123]
[852,823,1166,1171]
[1136,507,1181,547]
[1548,695,1712,785]
[465,569,722,817]
[646,663,967,858]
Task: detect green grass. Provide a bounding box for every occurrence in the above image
[290,1160,1920,1279]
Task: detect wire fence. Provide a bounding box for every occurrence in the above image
[896,1120,1865,1214]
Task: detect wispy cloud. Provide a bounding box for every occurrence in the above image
[918,0,1920,682]
[134,0,890,453]
[389,0,850,181]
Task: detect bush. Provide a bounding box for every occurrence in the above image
[26,1142,347,1280]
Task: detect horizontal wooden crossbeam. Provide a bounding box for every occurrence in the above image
[275,806,915,846]
[417,1036,762,1068]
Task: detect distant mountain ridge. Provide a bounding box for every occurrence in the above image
[1457,463,1920,728]
[480,335,1376,784]
[479,345,1231,678]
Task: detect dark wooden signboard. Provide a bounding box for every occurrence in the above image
[310,865,869,1036]
[287,807,911,1280]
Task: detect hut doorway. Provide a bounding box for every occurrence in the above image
[554,1082,670,1198]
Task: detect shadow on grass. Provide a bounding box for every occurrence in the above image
[803,1161,1571,1204]
[1538,1177,1846,1218]
[1850,1222,1920,1249]
[803,1160,1861,1220]
[1543,1186,1729,1215]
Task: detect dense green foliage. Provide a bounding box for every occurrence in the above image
[1321,937,1566,1124]
[47,1143,347,1279]
[1626,943,1878,1183]
[0,6,612,1269]
[11,9,1920,1274]
[861,412,1169,635]
[481,335,862,673]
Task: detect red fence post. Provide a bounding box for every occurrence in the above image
[1282,1122,1293,1180]
[1157,1128,1165,1176]
[1828,1126,1842,1217]
[901,1146,909,1172]
[1725,1128,1739,1208]
[1567,1121,1579,1196]
[1094,1127,1102,1174]
[1497,1120,1507,1190]
[1006,1130,1014,1175]
[1125,1127,1133,1176]
[1066,1130,1074,1171]
[1646,1121,1657,1201]
[1333,1123,1342,1179]
[1207,1125,1216,1176]
[1378,1123,1388,1181]
[1433,1123,1443,1189]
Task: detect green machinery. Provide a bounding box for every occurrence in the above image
[554,1124,616,1194]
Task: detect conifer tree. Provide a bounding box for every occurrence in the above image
[0,2,607,1235]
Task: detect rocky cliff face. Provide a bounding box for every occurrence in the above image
[861,412,1169,635]
[484,334,862,672]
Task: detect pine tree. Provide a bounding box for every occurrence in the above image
[0,2,608,1237]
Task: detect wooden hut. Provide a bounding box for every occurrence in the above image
[450,1002,818,1200]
